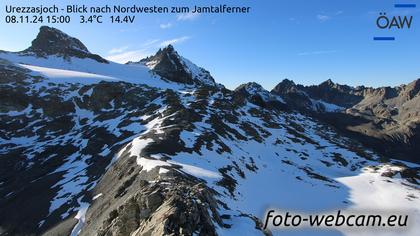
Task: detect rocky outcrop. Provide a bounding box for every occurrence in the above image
[304,79,364,107]
[234,82,287,110]
[0,61,163,235]
[80,155,223,236]
[130,45,216,86]
[271,79,312,110]
[23,26,108,63]
[1,26,420,236]
[272,78,420,163]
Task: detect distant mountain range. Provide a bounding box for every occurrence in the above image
[271,77,420,163]
[0,26,419,236]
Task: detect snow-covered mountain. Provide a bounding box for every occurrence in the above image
[0,26,419,236]
[272,78,420,163]
[128,44,217,86]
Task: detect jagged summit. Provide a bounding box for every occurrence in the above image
[270,78,420,162]
[234,82,264,93]
[160,44,175,53]
[1,27,420,236]
[320,78,334,86]
[29,26,89,53]
[234,82,286,109]
[137,44,180,70]
[403,78,420,99]
[23,26,108,63]
[271,79,313,110]
[130,44,216,86]
[271,79,299,94]
[234,82,269,100]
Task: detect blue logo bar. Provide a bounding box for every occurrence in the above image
[394,4,416,8]
[373,37,396,41]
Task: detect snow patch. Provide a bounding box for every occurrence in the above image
[70,198,90,236]
[137,157,171,172]
[92,193,103,200]
[168,161,222,179]
[311,99,344,113]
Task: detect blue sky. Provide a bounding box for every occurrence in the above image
[0,0,419,89]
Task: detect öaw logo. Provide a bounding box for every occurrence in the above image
[374,3,416,41]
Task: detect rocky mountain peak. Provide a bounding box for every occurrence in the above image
[147,44,177,62]
[141,44,182,69]
[1,27,420,236]
[404,78,420,99]
[24,26,108,63]
[137,45,216,86]
[162,44,175,53]
[407,79,420,93]
[317,79,354,93]
[320,79,335,87]
[279,78,296,86]
[234,82,286,110]
[235,82,264,93]
[32,26,89,53]
[271,79,300,95]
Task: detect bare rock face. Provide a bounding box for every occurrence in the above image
[80,154,222,236]
[401,79,420,100]
[145,45,194,84]
[0,60,164,235]
[234,82,287,110]
[130,45,216,86]
[1,26,420,236]
[305,79,364,108]
[271,78,420,163]
[23,26,108,63]
[271,79,312,110]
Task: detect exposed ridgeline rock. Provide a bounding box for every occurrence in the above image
[0,56,263,235]
[78,154,223,236]
[1,26,420,236]
[304,79,364,108]
[403,78,420,100]
[270,79,344,113]
[233,82,287,110]
[0,59,166,235]
[272,78,420,163]
[129,45,216,86]
[22,26,108,63]
[271,79,312,110]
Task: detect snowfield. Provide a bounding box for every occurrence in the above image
[1,51,419,236]
[114,89,420,235]
[19,64,117,83]
[0,52,187,90]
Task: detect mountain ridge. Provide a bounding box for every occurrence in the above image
[0,26,419,236]
[21,26,108,64]
[269,78,420,163]
[128,44,217,86]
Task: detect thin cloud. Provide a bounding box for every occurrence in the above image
[177,12,200,21]
[106,37,191,63]
[298,50,337,56]
[317,11,342,22]
[142,39,160,47]
[108,46,129,55]
[317,14,331,22]
[159,36,191,47]
[105,50,151,64]
[160,23,173,29]
[289,17,301,24]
